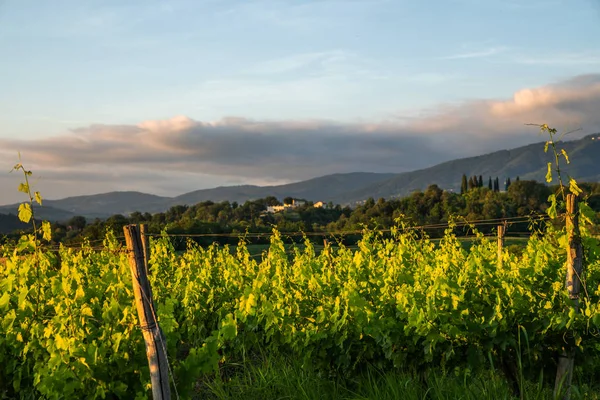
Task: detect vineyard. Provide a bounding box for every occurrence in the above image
[2,126,600,399]
[1,214,600,398]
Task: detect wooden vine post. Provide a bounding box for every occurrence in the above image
[140,224,151,275]
[124,224,171,400]
[554,194,583,399]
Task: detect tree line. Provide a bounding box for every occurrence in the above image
[461,174,519,194]
[2,180,600,248]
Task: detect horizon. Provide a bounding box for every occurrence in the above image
[3,132,598,206]
[1,0,600,204]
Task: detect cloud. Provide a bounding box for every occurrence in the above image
[1,74,599,204]
[440,46,508,60]
[248,50,350,75]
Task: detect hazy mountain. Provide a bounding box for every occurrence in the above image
[171,172,396,206]
[0,192,168,222]
[0,173,396,220]
[44,191,170,218]
[0,213,30,234]
[338,134,600,203]
[0,204,76,226]
[0,134,598,224]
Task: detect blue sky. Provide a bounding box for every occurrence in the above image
[0,0,599,202]
[1,0,599,137]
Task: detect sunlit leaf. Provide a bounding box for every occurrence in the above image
[0,292,9,310]
[569,178,582,196]
[547,194,557,218]
[545,162,553,183]
[18,203,32,223]
[35,191,43,205]
[42,221,52,241]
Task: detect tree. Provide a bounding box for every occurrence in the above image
[129,211,144,224]
[478,175,483,188]
[105,214,129,231]
[507,180,551,215]
[468,176,475,190]
[505,177,512,191]
[283,197,294,205]
[67,215,87,231]
[461,174,468,194]
[488,177,493,190]
[494,177,500,192]
[264,196,281,206]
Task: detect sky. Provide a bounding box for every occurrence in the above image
[1,0,600,204]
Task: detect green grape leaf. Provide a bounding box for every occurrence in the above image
[18,183,29,194]
[561,149,570,164]
[547,194,557,218]
[219,313,238,340]
[545,163,553,183]
[569,178,582,196]
[18,203,32,223]
[34,191,43,205]
[42,221,52,241]
[17,288,28,310]
[0,292,9,310]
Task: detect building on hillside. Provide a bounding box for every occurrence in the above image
[292,199,306,207]
[266,199,307,213]
[313,201,325,208]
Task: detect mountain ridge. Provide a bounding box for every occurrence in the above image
[1,134,598,221]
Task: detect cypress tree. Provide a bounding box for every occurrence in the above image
[478,175,483,188]
[468,176,475,190]
[494,177,499,192]
[506,177,511,190]
[461,174,468,194]
[488,177,493,190]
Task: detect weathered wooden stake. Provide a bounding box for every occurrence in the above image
[554,194,583,400]
[497,224,505,267]
[140,224,151,275]
[124,224,171,400]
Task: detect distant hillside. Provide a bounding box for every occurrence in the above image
[0,204,76,223]
[337,134,600,204]
[0,192,169,221]
[0,134,598,225]
[171,173,396,206]
[44,191,170,218]
[0,213,30,234]
[0,173,395,221]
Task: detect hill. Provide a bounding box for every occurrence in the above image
[0,213,30,234]
[170,172,396,207]
[0,134,598,225]
[337,134,600,204]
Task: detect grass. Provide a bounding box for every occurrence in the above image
[191,354,599,400]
